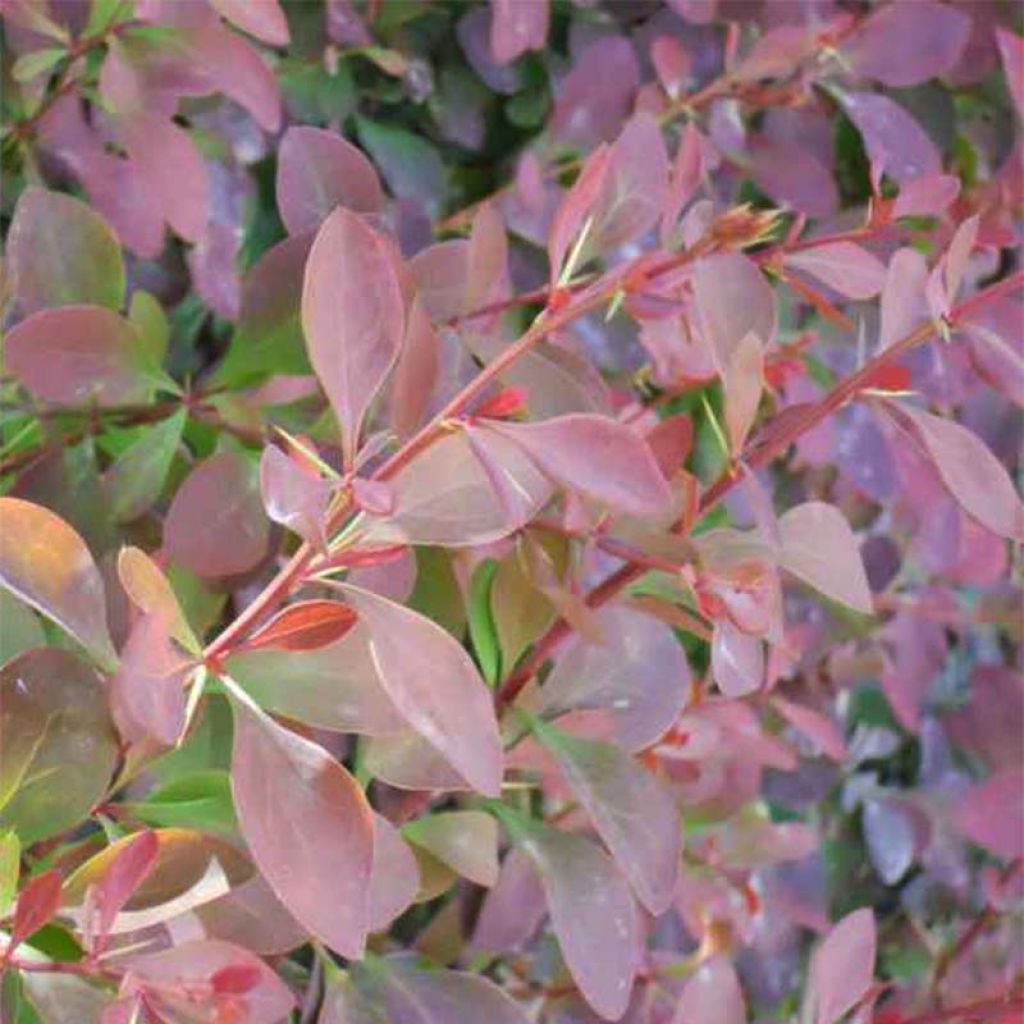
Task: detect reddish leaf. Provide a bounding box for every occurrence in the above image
[211,962,263,995]
[547,144,612,288]
[777,502,874,614]
[4,306,159,410]
[842,1,970,88]
[7,186,125,314]
[470,847,548,956]
[465,202,509,313]
[240,601,357,653]
[301,206,405,468]
[84,830,159,954]
[0,498,116,669]
[11,870,63,949]
[368,813,420,933]
[483,414,673,520]
[164,451,271,579]
[805,908,876,1024]
[276,126,383,236]
[390,295,441,440]
[722,331,764,455]
[229,694,374,959]
[785,242,887,300]
[258,444,333,552]
[335,583,504,795]
[953,767,1024,860]
[490,0,548,65]
[209,0,289,46]
[116,546,198,654]
[892,173,960,220]
[693,252,777,367]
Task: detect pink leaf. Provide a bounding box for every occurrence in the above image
[890,403,1024,541]
[534,724,681,915]
[301,206,405,468]
[259,444,333,551]
[926,214,979,322]
[7,187,125,315]
[209,0,289,46]
[84,830,159,954]
[368,813,420,932]
[548,144,612,288]
[239,600,357,653]
[465,202,509,312]
[489,0,548,65]
[806,908,876,1024]
[390,295,441,440]
[662,122,705,240]
[0,499,117,669]
[673,956,746,1024]
[163,451,271,579]
[879,248,929,350]
[772,696,847,762]
[840,92,940,186]
[471,847,548,955]
[954,768,1024,860]
[996,28,1024,122]
[777,502,874,614]
[109,613,194,748]
[785,242,887,300]
[4,306,159,409]
[11,871,63,950]
[483,414,673,520]
[693,252,777,367]
[711,619,763,698]
[842,1,970,87]
[229,696,374,959]
[892,173,960,220]
[276,126,383,236]
[722,331,764,455]
[335,583,504,796]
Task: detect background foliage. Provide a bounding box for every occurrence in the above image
[0,1,1022,1022]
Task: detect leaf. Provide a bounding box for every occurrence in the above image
[996,27,1024,123]
[531,604,691,751]
[368,813,420,932]
[163,451,271,578]
[532,722,681,915]
[4,306,161,409]
[229,691,375,959]
[839,91,940,186]
[777,502,874,614]
[390,295,441,440]
[109,613,195,748]
[11,46,66,82]
[722,331,763,455]
[276,126,384,235]
[498,809,640,1020]
[0,830,18,916]
[842,1,969,88]
[784,242,887,301]
[805,908,876,1024]
[7,187,125,314]
[209,0,290,46]
[301,206,405,468]
[0,498,116,669]
[239,600,357,653]
[128,771,238,837]
[356,117,448,217]
[548,144,611,287]
[226,623,405,735]
[892,404,1024,541]
[672,956,745,1024]
[710,619,763,698]
[0,591,46,668]
[102,409,185,523]
[0,649,118,844]
[693,252,777,367]
[334,584,504,796]
[879,248,928,350]
[771,696,846,762]
[128,289,171,362]
[483,414,673,520]
[953,767,1024,860]
[259,444,334,551]
[117,546,198,654]
[467,560,501,686]
[403,811,500,887]
[490,0,548,65]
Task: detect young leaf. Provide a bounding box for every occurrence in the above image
[777,502,874,614]
[276,126,383,236]
[4,306,161,409]
[334,584,504,796]
[805,908,876,1024]
[116,546,199,654]
[10,870,63,951]
[7,187,125,314]
[0,498,117,669]
[163,451,271,579]
[82,829,159,954]
[483,414,673,520]
[301,205,405,468]
[238,600,357,653]
[0,651,117,845]
[229,690,375,959]
[879,248,929,350]
[259,443,334,552]
[531,721,682,915]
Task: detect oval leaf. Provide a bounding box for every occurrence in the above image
[806,908,877,1024]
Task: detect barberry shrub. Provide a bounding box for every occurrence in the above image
[0,1,1022,1022]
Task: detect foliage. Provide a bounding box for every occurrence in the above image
[0,1,1022,1022]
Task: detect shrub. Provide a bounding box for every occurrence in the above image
[0,1,1021,1022]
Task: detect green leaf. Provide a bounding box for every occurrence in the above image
[468,559,501,686]
[126,770,238,835]
[85,0,130,36]
[12,49,66,84]
[0,830,19,915]
[0,591,46,668]
[102,409,186,523]
[356,117,447,216]
[128,290,171,363]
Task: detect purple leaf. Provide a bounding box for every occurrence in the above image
[892,173,960,220]
[83,830,159,954]
[390,295,441,440]
[673,956,745,1024]
[483,414,673,520]
[996,28,1024,122]
[229,694,374,959]
[879,248,929,350]
[7,186,125,314]
[490,0,548,66]
[470,847,548,955]
[4,306,160,409]
[749,137,839,220]
[259,444,333,551]
[533,723,681,915]
[777,502,874,614]
[842,1,970,87]
[368,813,420,932]
[301,206,405,468]
[276,126,384,236]
[0,498,117,669]
[805,908,876,1024]
[785,242,887,301]
[954,767,1024,860]
[209,0,290,46]
[840,92,940,186]
[335,583,504,796]
[163,451,271,579]
[693,252,777,367]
